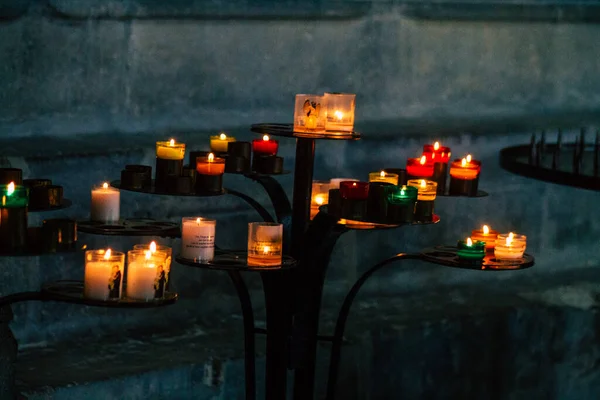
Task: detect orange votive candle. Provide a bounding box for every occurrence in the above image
[449,156,481,180]
[196,153,225,175]
[470,224,499,250]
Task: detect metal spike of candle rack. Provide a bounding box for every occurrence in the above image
[0,123,535,400]
[500,128,600,191]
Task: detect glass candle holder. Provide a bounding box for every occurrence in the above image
[449,157,481,180]
[382,168,408,186]
[339,181,369,200]
[470,225,499,250]
[369,171,399,186]
[407,179,437,201]
[155,139,186,189]
[406,156,434,178]
[494,233,527,260]
[387,185,418,204]
[0,168,23,185]
[252,135,279,156]
[311,181,330,219]
[0,183,28,253]
[90,182,120,222]
[247,222,283,267]
[293,94,326,133]
[422,142,451,164]
[324,93,356,133]
[181,217,216,262]
[329,178,358,190]
[210,133,236,153]
[126,249,169,301]
[456,238,486,261]
[84,249,125,301]
[196,153,225,192]
[133,242,172,293]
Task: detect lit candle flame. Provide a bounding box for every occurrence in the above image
[466,238,473,246]
[400,185,406,196]
[219,133,227,140]
[169,139,175,146]
[145,250,152,260]
[420,155,427,165]
[506,235,513,246]
[208,153,215,162]
[196,217,201,225]
[434,142,440,151]
[334,110,344,120]
[263,135,270,142]
[380,171,386,178]
[461,158,467,167]
[466,154,472,163]
[263,245,270,254]
[104,248,112,260]
[432,154,436,159]
[352,182,357,187]
[420,179,426,188]
[483,225,490,234]
[448,152,452,158]
[315,195,325,205]
[102,182,109,189]
[149,241,157,253]
[7,182,14,196]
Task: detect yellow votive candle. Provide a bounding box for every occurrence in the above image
[210,133,236,153]
[407,179,437,201]
[156,139,186,160]
[369,171,399,185]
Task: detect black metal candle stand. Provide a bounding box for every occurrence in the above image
[28,198,73,212]
[251,123,361,141]
[420,246,534,271]
[78,218,180,238]
[175,250,297,272]
[500,130,600,191]
[111,179,226,196]
[318,204,440,230]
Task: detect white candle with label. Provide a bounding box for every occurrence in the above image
[181,217,216,261]
[84,249,125,301]
[90,182,120,222]
[126,249,168,301]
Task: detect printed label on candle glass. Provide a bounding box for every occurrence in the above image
[185,234,215,249]
[153,262,168,299]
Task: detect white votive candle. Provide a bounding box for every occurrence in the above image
[247,222,283,267]
[84,249,125,301]
[90,182,120,222]
[494,232,527,260]
[126,249,168,301]
[181,217,216,261]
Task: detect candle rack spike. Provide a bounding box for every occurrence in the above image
[528,133,536,164]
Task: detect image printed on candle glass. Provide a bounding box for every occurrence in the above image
[133,243,172,297]
[294,95,326,133]
[84,249,125,301]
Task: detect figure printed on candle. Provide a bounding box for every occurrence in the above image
[154,264,166,298]
[108,265,122,299]
[303,99,321,130]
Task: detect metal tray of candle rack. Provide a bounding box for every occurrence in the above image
[251,123,361,140]
[110,180,226,197]
[318,205,440,230]
[420,246,534,271]
[225,170,291,177]
[29,199,73,212]
[437,191,488,198]
[175,250,297,272]
[41,280,178,308]
[499,131,600,191]
[78,218,180,237]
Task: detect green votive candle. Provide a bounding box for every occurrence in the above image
[456,238,486,261]
[386,185,417,223]
[0,183,29,253]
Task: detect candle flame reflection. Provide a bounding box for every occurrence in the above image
[420,155,427,165]
[208,153,215,162]
[263,246,270,254]
[315,195,325,205]
[263,135,270,142]
[104,249,112,260]
[483,225,489,234]
[219,133,227,140]
[334,110,344,120]
[466,238,473,246]
[434,142,440,150]
[7,182,14,196]
[145,250,152,260]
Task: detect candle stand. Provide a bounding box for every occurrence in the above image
[0,122,537,400]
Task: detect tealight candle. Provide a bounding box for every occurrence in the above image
[324,93,356,133]
[0,182,28,253]
[195,153,225,193]
[310,181,330,220]
[90,182,120,222]
[407,179,437,222]
[84,249,125,300]
[126,249,169,301]
[210,133,236,153]
[422,142,451,164]
[181,217,216,261]
[449,155,482,196]
[386,185,417,223]
[339,181,369,200]
[133,242,172,294]
[339,181,369,220]
[471,225,499,250]
[294,94,327,132]
[252,135,279,156]
[155,139,186,190]
[247,222,283,267]
[494,232,527,260]
[457,238,486,261]
[406,156,434,179]
[369,171,399,185]
[329,178,358,190]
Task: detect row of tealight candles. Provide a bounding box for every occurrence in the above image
[458,225,527,261]
[84,219,285,301]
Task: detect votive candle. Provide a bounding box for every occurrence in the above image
[133,242,172,294]
[126,249,169,301]
[329,178,358,190]
[407,179,437,201]
[311,181,330,219]
[369,171,399,185]
[422,142,451,164]
[90,182,120,222]
[449,155,481,180]
[339,181,369,200]
[470,225,499,250]
[494,233,527,260]
[196,153,226,175]
[210,133,236,153]
[324,93,356,133]
[84,249,125,301]
[181,217,216,261]
[252,135,279,156]
[406,156,434,178]
[457,238,486,261]
[247,222,283,267]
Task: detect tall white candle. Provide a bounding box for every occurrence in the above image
[181,217,216,261]
[84,249,125,301]
[126,250,168,301]
[90,182,120,222]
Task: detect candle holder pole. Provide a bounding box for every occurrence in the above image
[291,138,316,257]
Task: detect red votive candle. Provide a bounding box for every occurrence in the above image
[406,156,434,178]
[423,141,451,163]
[339,181,369,200]
[252,135,279,156]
